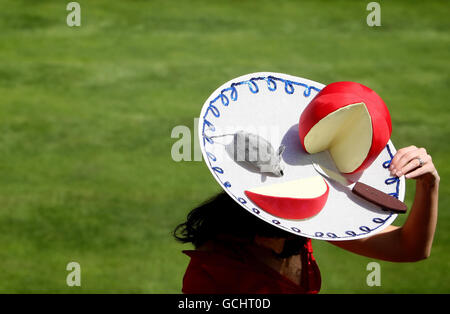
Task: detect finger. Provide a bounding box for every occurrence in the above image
[398,158,422,176]
[397,147,426,166]
[390,146,417,168]
[404,163,433,179]
[392,148,426,175]
[399,154,431,176]
[389,146,417,171]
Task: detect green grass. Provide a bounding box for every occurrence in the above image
[0,0,448,293]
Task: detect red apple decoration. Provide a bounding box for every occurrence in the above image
[299,81,392,174]
[245,176,329,220]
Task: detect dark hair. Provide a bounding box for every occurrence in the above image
[173,191,306,258]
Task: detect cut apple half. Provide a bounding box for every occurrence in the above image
[303,102,372,173]
[245,176,329,220]
[299,81,392,174]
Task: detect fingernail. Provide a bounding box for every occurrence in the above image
[396,171,402,177]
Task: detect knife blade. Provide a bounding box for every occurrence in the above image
[311,156,407,214]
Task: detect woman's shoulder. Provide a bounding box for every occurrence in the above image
[182,244,307,294]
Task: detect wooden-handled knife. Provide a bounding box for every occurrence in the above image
[311,159,407,214]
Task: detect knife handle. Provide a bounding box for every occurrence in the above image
[352,182,407,214]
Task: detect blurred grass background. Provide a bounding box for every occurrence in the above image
[0,0,448,293]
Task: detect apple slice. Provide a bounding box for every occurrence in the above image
[245,176,329,220]
[299,81,392,174]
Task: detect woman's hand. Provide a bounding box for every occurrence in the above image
[331,145,439,262]
[389,145,440,185]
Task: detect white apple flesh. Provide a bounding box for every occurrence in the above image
[245,176,329,220]
[303,102,372,173]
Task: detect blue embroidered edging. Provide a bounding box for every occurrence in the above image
[201,76,321,145]
[383,144,401,199]
[201,74,398,239]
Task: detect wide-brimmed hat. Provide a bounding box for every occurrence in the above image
[198,72,405,241]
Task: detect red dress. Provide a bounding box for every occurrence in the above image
[182,239,321,294]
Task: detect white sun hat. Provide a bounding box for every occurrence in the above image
[198,72,405,241]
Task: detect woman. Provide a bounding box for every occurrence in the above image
[174,146,440,294]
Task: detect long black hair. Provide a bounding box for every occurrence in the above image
[173,191,306,258]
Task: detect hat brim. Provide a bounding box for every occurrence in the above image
[198,72,404,241]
